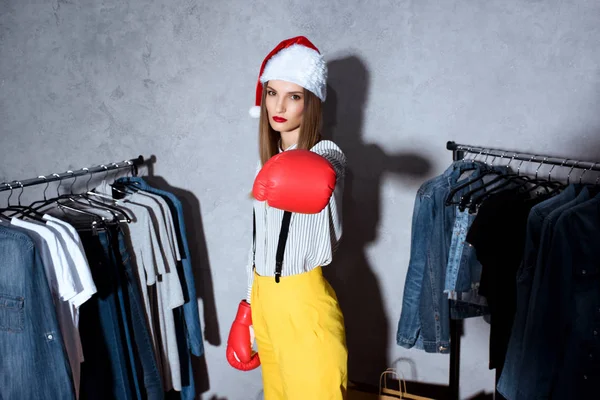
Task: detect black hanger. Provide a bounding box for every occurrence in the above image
[15,173,123,224]
[521,158,564,196]
[446,151,520,208]
[459,154,545,210]
[444,163,502,207]
[0,182,46,222]
[65,169,133,223]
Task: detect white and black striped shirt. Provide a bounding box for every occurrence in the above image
[246,139,346,303]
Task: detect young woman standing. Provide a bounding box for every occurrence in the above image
[226,36,348,399]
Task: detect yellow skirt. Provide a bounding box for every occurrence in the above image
[251,266,348,400]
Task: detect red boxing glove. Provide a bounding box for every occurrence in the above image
[226,300,260,371]
[253,149,336,214]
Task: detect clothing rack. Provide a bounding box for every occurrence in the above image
[445,140,600,400]
[0,155,145,193]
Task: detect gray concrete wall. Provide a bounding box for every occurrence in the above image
[2,1,600,399]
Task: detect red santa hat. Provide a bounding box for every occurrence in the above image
[249,36,327,118]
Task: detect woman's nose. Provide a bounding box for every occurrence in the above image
[275,98,285,113]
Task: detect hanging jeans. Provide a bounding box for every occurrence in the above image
[109,224,165,400]
[79,224,163,400]
[0,225,76,400]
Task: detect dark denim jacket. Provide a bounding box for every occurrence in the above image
[497,184,580,399]
[397,160,492,353]
[514,191,600,399]
[0,225,75,399]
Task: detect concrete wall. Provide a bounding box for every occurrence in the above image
[2,1,600,398]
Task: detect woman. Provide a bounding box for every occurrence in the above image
[226,36,349,399]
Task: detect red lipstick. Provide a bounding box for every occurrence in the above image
[272,116,287,123]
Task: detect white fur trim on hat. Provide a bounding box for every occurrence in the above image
[259,44,327,102]
[249,105,261,118]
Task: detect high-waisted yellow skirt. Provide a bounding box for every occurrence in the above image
[251,266,348,400]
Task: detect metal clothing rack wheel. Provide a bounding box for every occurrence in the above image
[445,140,600,400]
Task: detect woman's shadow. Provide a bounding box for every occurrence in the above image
[321,55,433,386]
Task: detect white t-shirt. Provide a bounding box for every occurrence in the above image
[42,215,97,308]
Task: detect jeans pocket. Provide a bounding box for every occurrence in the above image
[0,294,24,333]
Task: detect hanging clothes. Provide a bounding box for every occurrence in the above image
[115,176,205,400]
[95,177,204,400]
[0,174,205,400]
[498,185,600,400]
[396,160,504,354]
[398,155,600,400]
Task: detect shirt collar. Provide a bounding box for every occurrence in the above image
[278,141,298,152]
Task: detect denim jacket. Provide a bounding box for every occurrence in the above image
[397,160,493,353]
[0,225,75,399]
[514,191,600,399]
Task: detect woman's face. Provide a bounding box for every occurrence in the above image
[265,80,305,134]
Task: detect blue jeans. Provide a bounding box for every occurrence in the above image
[508,188,599,399]
[109,225,165,400]
[79,227,136,400]
[0,225,76,400]
[497,184,580,398]
[117,177,203,400]
[397,160,495,353]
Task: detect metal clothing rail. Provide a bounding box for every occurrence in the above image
[446,141,600,172]
[0,155,145,193]
[445,141,600,400]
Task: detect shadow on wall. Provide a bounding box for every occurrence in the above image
[141,171,220,397]
[321,55,433,386]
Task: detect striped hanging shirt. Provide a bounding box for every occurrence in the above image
[246,139,347,303]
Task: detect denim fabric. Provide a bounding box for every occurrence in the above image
[109,225,165,400]
[0,225,76,400]
[79,227,135,400]
[445,207,486,298]
[497,184,580,398]
[104,227,144,400]
[117,177,202,400]
[510,188,596,399]
[397,160,493,353]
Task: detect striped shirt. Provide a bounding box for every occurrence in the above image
[246,139,347,303]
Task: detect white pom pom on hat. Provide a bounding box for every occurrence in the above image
[249,36,328,118]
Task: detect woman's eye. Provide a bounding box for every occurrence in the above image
[267,91,276,96]
[291,95,301,100]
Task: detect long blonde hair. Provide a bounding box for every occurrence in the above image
[258,82,323,166]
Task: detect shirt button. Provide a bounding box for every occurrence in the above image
[47,334,53,340]
[582,270,587,275]
[439,346,447,351]
[435,315,439,321]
